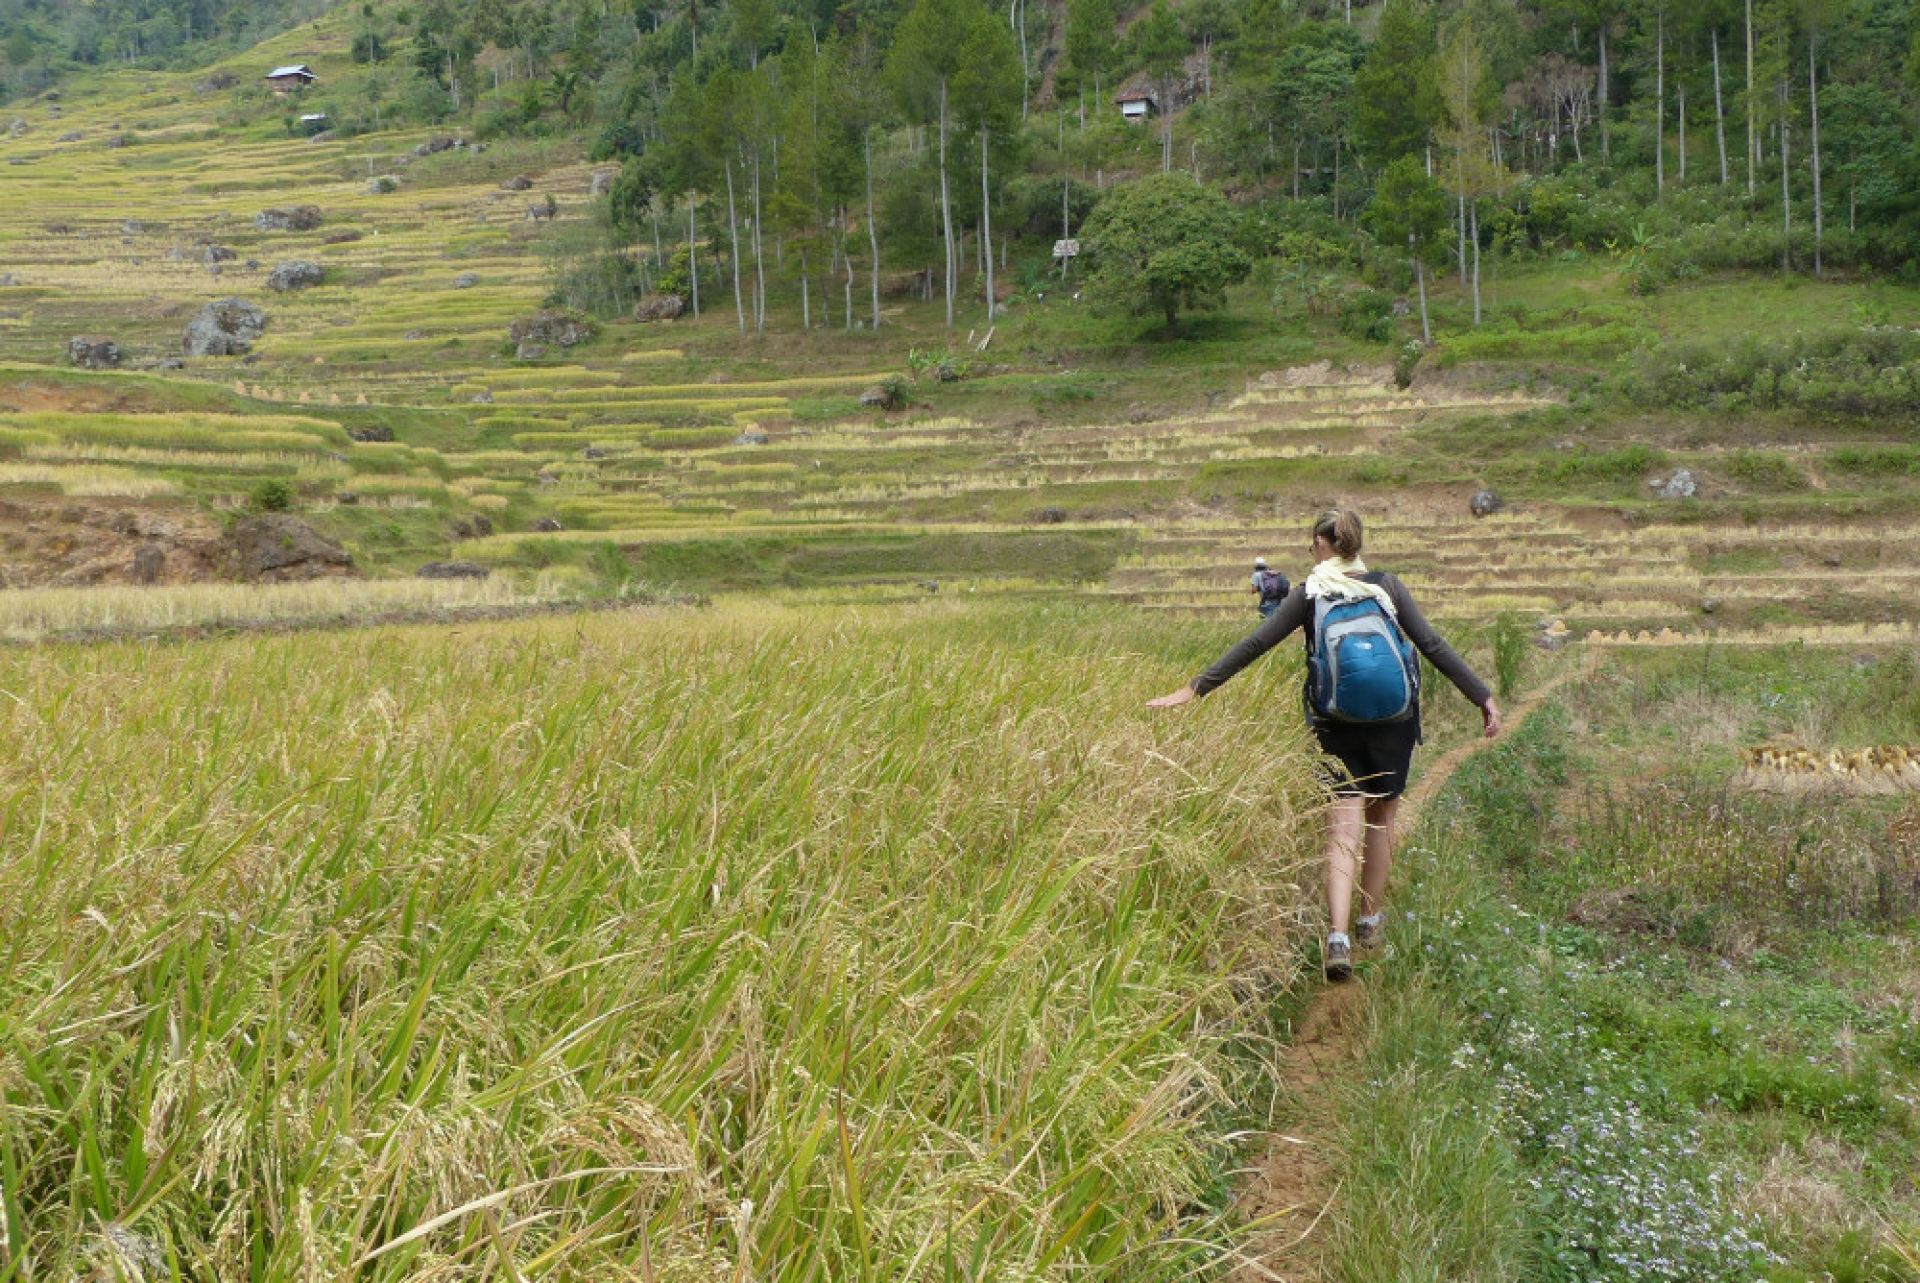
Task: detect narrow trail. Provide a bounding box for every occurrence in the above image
[1231,648,1600,1282]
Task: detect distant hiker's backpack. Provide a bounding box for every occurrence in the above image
[1307,594,1419,723]
[1256,569,1290,602]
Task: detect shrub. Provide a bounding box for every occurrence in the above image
[1544,445,1664,487]
[1393,339,1424,389]
[250,478,294,511]
[1339,288,1395,343]
[1725,450,1806,491]
[1491,612,1527,700]
[1618,328,1920,418]
[1830,445,1920,476]
[877,373,913,410]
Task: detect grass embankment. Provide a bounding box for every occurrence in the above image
[0,600,1321,1277]
[1325,646,1920,1282]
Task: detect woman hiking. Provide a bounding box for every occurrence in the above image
[1148,508,1502,981]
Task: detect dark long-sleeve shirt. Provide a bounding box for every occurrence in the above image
[1191,572,1492,715]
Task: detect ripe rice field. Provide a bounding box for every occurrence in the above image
[0,601,1318,1276]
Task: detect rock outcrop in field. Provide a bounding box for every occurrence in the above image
[222,514,353,582]
[182,298,267,357]
[65,336,120,369]
[266,261,324,291]
[253,205,322,232]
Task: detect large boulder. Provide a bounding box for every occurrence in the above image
[501,174,533,191]
[200,243,237,266]
[223,515,352,581]
[589,169,614,196]
[451,271,480,289]
[1470,488,1502,517]
[182,298,268,357]
[66,336,121,370]
[413,135,458,156]
[366,175,400,194]
[266,260,324,292]
[130,544,167,584]
[1651,468,1697,500]
[634,293,686,322]
[253,205,322,232]
[508,311,593,348]
[345,424,393,443]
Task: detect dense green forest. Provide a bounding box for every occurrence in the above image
[10,0,1920,333]
[0,0,329,86]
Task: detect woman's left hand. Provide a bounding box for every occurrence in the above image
[1147,686,1196,709]
[1482,699,1504,739]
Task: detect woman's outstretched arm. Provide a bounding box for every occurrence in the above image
[1382,574,1503,737]
[1147,586,1310,706]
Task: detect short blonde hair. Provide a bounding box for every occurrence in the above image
[1312,508,1364,559]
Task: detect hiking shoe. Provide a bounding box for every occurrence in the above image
[1353,914,1384,952]
[1324,934,1353,983]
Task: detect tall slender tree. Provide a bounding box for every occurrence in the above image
[954,14,1021,318]
[1353,0,1438,165]
[887,0,982,327]
[1437,18,1501,324]
[1135,0,1187,173]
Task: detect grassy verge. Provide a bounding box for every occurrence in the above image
[1327,681,1920,1282]
[0,600,1318,1276]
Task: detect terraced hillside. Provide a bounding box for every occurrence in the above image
[3,8,1920,648]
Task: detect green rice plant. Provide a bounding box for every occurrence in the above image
[1492,611,1529,700]
[645,426,742,450]
[0,412,347,453]
[0,603,1315,1276]
[510,428,658,449]
[342,474,451,497]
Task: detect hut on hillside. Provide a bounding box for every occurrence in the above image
[1116,90,1156,121]
[266,65,317,93]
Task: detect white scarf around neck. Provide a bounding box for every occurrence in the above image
[1304,555,1396,617]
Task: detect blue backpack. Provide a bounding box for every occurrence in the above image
[1307,594,1420,723]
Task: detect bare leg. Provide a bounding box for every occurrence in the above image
[1359,796,1400,917]
[1325,795,1366,935]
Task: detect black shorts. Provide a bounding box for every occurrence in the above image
[1313,717,1420,799]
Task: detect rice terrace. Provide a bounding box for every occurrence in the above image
[3,0,1920,1277]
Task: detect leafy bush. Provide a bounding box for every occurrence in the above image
[1003,174,1104,242]
[876,373,913,410]
[250,478,294,511]
[1544,445,1664,487]
[1393,339,1423,390]
[1617,328,1920,418]
[1240,196,1361,264]
[1725,450,1806,491]
[1338,288,1395,342]
[1830,445,1920,476]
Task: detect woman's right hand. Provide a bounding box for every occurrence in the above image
[1147,686,1196,709]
